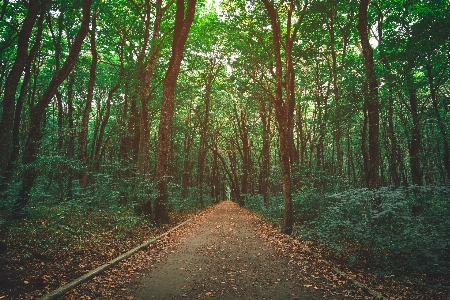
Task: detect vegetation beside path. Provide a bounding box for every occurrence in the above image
[0,196,212,299]
[1,199,448,299]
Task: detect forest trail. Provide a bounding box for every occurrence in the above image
[130,201,327,299]
[59,199,388,299]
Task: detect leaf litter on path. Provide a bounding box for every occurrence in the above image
[11,200,447,299]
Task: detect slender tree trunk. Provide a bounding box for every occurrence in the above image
[67,72,75,200]
[328,7,343,176]
[119,83,130,161]
[198,67,214,207]
[258,99,271,206]
[408,85,422,186]
[181,107,193,198]
[241,114,250,205]
[154,0,196,224]
[50,12,65,202]
[211,133,220,203]
[228,151,241,203]
[15,0,92,216]
[93,82,120,171]
[0,0,44,180]
[0,14,44,196]
[130,95,140,160]
[426,64,450,179]
[231,99,250,206]
[136,1,164,216]
[361,86,370,187]
[357,0,380,189]
[262,0,294,234]
[387,89,401,186]
[78,11,97,189]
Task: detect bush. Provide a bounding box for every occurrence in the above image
[298,185,450,274]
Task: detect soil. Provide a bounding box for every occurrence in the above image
[131,200,322,300]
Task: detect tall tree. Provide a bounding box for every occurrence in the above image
[357,0,380,189]
[154,0,197,224]
[78,10,98,189]
[136,0,167,215]
[261,0,305,234]
[0,0,46,182]
[15,0,92,216]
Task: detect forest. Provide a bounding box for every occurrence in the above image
[1,0,449,298]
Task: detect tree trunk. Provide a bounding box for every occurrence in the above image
[357,0,380,189]
[387,89,401,186]
[327,7,343,176]
[0,14,44,196]
[181,106,193,198]
[136,0,164,215]
[228,151,241,203]
[426,64,450,179]
[211,133,220,203]
[258,98,271,206]
[154,0,196,224]
[261,0,294,235]
[0,0,44,180]
[93,82,120,172]
[15,0,92,216]
[67,72,75,200]
[198,65,214,207]
[78,11,97,189]
[408,84,422,186]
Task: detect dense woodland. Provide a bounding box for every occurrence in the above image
[1,0,449,293]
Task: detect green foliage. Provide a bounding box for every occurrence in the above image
[168,186,215,212]
[298,185,450,275]
[244,193,285,225]
[246,181,450,277]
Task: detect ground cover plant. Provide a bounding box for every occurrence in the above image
[245,184,450,298]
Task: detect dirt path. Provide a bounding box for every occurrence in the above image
[131,201,322,299]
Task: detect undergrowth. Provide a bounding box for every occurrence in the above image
[245,183,450,281]
[0,168,213,264]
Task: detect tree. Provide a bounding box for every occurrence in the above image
[357,0,380,189]
[261,0,305,235]
[0,0,46,184]
[154,0,197,224]
[15,0,93,216]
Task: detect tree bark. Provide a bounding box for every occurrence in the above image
[0,14,44,195]
[0,0,44,181]
[181,106,193,198]
[327,6,343,176]
[387,90,401,186]
[78,10,97,189]
[198,61,215,207]
[357,0,380,189]
[407,81,422,186]
[136,1,164,215]
[67,72,75,200]
[93,82,121,172]
[154,0,196,224]
[258,98,271,207]
[261,0,294,235]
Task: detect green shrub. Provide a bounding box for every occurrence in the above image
[299,185,450,274]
